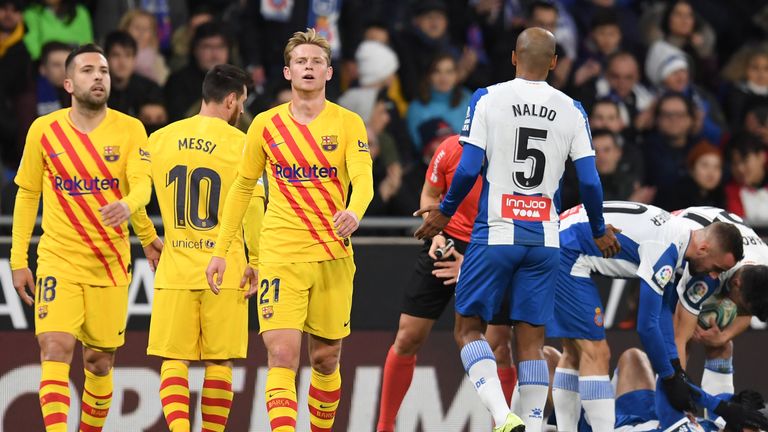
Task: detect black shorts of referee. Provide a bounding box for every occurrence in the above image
[401,233,468,320]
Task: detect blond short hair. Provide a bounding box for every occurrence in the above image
[283,28,332,66]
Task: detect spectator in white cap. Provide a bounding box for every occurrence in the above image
[339,40,414,165]
[645,39,728,145]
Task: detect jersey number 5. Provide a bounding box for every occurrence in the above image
[513,127,547,189]
[167,165,222,231]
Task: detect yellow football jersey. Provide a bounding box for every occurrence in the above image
[149,115,264,290]
[12,108,151,286]
[232,102,372,263]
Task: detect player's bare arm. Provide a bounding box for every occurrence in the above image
[694,315,752,348]
[241,266,259,299]
[673,302,699,369]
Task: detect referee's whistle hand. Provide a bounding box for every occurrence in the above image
[594,224,622,258]
[414,205,450,240]
[206,257,226,295]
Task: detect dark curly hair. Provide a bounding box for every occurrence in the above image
[739,265,768,321]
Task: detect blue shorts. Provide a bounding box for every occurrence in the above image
[615,390,657,427]
[455,243,559,324]
[546,247,606,340]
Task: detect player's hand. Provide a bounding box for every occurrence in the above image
[143,238,163,272]
[334,210,359,238]
[414,204,451,240]
[661,370,696,413]
[593,224,622,258]
[693,318,727,347]
[206,256,226,295]
[12,268,35,306]
[241,266,259,299]
[427,233,449,260]
[432,249,464,285]
[714,400,768,431]
[99,201,131,227]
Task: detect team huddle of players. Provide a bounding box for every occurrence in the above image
[10,21,768,432]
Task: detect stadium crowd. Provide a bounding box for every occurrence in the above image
[2,0,768,230]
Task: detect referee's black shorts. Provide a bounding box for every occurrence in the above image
[401,233,468,320]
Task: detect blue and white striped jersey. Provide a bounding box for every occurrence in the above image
[559,202,692,294]
[461,78,595,247]
[674,206,768,315]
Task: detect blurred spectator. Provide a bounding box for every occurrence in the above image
[137,97,168,135]
[35,40,70,116]
[571,8,622,88]
[527,0,571,89]
[119,9,169,85]
[92,0,187,46]
[569,0,640,50]
[406,53,470,153]
[395,0,476,100]
[22,0,92,60]
[0,0,34,169]
[725,46,768,132]
[643,92,697,210]
[104,30,164,119]
[743,104,768,148]
[652,0,718,90]
[592,129,639,201]
[674,139,724,208]
[339,40,412,166]
[165,21,230,121]
[396,118,455,215]
[645,40,727,145]
[726,136,768,228]
[590,100,653,203]
[168,6,212,72]
[341,88,403,215]
[575,51,652,133]
[239,0,356,99]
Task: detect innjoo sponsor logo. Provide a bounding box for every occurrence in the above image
[501,194,551,221]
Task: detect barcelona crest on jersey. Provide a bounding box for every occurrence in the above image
[321,135,338,151]
[104,146,120,162]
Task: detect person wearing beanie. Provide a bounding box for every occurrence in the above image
[339,38,413,166]
[646,40,729,145]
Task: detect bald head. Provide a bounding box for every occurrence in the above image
[514,27,557,76]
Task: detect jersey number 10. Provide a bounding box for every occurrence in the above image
[167,164,222,231]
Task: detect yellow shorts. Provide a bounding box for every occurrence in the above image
[147,288,249,360]
[33,275,128,349]
[257,256,355,339]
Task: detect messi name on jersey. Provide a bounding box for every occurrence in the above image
[178,137,218,154]
[274,163,338,182]
[54,175,119,196]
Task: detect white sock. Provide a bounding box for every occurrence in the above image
[510,383,522,416]
[518,360,549,431]
[702,358,734,395]
[611,367,619,394]
[552,368,581,431]
[461,340,510,426]
[580,375,614,432]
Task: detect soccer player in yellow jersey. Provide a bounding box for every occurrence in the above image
[10,44,161,432]
[206,29,373,432]
[146,64,265,432]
